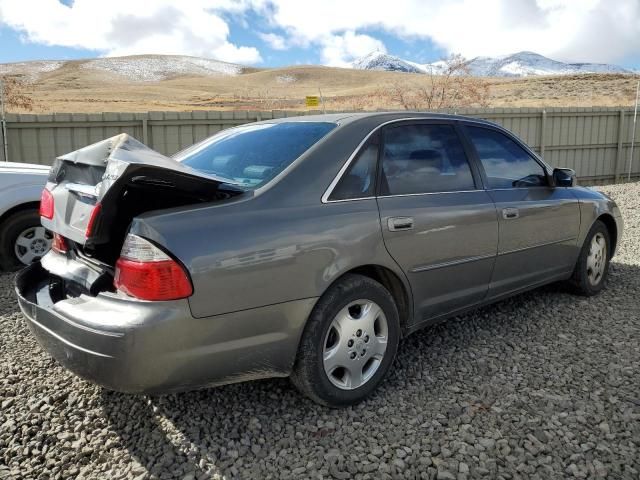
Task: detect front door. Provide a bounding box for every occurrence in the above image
[376,122,498,325]
[462,124,581,298]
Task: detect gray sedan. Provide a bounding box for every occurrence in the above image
[15,112,622,406]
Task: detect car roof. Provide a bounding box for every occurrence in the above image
[261,111,501,129]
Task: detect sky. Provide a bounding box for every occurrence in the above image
[0,0,639,69]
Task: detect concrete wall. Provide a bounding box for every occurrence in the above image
[1,107,639,184]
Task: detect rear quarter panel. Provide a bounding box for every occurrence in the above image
[132,197,403,318]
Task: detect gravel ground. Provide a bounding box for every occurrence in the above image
[1,183,639,480]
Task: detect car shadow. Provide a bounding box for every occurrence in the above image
[94,260,639,478]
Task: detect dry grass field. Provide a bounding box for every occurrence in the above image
[2,56,639,113]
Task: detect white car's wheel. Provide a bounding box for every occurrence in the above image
[0,209,52,271]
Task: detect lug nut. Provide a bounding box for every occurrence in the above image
[347,339,354,347]
[350,352,357,359]
[364,335,369,343]
[356,329,362,337]
[361,350,366,356]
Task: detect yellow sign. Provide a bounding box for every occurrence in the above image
[305,95,320,108]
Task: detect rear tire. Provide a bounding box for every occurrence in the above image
[0,209,52,271]
[567,220,610,296]
[291,274,400,407]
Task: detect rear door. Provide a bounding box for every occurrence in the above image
[376,121,498,325]
[461,124,581,298]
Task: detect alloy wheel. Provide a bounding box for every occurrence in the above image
[322,299,389,390]
[14,226,52,265]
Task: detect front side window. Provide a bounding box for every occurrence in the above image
[174,122,336,189]
[380,124,475,195]
[466,126,547,189]
[329,133,379,201]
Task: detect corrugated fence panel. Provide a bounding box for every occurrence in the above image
[35,115,55,165]
[620,145,640,177]
[192,111,209,145]
[162,111,181,156]
[3,107,640,183]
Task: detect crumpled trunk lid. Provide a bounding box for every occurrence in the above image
[42,133,241,264]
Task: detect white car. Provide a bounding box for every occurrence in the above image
[0,162,50,270]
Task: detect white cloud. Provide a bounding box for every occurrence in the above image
[258,32,288,50]
[0,0,262,64]
[252,0,640,64]
[2,0,638,66]
[320,31,386,67]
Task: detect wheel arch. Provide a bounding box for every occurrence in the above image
[328,264,413,336]
[596,213,618,257]
[0,201,41,227]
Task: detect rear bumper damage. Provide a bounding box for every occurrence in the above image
[15,261,316,393]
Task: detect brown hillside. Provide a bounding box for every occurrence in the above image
[1,55,638,113]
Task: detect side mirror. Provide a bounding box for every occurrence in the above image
[552,168,577,187]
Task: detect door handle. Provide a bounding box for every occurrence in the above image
[502,208,519,220]
[388,217,414,231]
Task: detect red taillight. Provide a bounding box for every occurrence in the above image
[114,259,193,301]
[40,189,54,219]
[52,233,68,254]
[113,234,193,301]
[85,203,101,238]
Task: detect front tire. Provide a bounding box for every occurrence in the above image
[291,274,400,407]
[567,220,611,296]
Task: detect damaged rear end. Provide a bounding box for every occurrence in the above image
[14,133,258,392]
[38,133,243,299]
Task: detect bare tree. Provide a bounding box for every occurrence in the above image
[383,81,421,110]
[382,54,490,110]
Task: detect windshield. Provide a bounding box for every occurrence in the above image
[173,122,336,188]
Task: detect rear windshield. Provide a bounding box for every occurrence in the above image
[173,122,336,188]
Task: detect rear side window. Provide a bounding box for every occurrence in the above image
[329,133,379,201]
[174,122,336,189]
[380,124,475,195]
[466,126,547,189]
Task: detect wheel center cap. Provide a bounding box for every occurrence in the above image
[31,239,46,253]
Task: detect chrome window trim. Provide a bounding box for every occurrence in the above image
[322,116,468,203]
[488,186,553,192]
[323,196,376,203]
[321,115,552,204]
[322,189,485,204]
[321,120,386,203]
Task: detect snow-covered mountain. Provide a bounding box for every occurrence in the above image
[352,51,631,77]
[352,51,425,74]
[0,55,244,82]
[465,52,630,77]
[81,55,243,81]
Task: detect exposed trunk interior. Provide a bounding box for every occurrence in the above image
[82,168,241,266]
